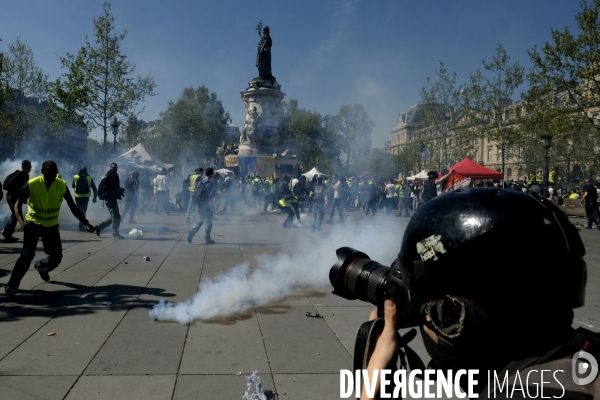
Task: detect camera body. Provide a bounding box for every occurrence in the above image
[329,247,414,328]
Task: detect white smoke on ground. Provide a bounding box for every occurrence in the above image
[149,218,405,324]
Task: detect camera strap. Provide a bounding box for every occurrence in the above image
[354,319,425,398]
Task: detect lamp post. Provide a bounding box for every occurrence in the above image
[111,117,120,153]
[540,134,552,186]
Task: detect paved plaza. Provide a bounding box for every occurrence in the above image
[0,203,598,400]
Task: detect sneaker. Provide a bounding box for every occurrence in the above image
[205,238,216,245]
[185,219,191,225]
[112,234,124,239]
[317,227,323,233]
[3,236,19,243]
[4,285,17,296]
[187,231,194,243]
[34,263,50,282]
[94,226,101,237]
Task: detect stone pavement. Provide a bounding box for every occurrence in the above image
[0,203,598,400]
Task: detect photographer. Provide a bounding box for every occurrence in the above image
[331,189,598,398]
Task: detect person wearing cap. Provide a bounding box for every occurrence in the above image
[4,160,95,295]
[2,160,32,242]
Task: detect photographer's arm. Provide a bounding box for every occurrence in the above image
[361,299,398,400]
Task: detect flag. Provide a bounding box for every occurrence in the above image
[444,170,471,192]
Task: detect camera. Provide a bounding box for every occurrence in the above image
[329,247,414,328]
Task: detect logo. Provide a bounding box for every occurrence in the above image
[572,350,598,386]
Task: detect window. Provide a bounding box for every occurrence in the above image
[507,168,512,180]
[487,148,492,162]
[518,168,523,180]
[593,113,599,125]
[474,150,479,162]
[497,148,502,161]
[504,110,510,121]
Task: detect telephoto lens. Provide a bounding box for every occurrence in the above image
[329,247,391,306]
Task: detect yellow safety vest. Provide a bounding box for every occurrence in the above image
[26,176,67,227]
[153,178,157,194]
[188,174,200,193]
[278,197,299,208]
[73,174,93,198]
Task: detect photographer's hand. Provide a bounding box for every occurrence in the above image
[361,299,398,400]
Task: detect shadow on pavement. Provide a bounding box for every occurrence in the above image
[0,280,175,322]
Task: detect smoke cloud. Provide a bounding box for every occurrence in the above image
[149,218,406,324]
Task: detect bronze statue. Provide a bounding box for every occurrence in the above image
[256,26,273,81]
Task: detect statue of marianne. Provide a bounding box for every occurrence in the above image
[256,26,273,81]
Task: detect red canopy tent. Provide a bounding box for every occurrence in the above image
[449,157,504,179]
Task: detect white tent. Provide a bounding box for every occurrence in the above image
[115,143,174,173]
[302,167,327,180]
[406,170,428,180]
[215,168,233,175]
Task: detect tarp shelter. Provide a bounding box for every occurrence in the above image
[302,167,327,180]
[115,143,174,173]
[449,157,504,179]
[406,170,428,180]
[215,168,233,175]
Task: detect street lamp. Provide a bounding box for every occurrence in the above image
[111,117,120,153]
[540,134,552,185]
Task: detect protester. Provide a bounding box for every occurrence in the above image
[580,178,599,229]
[154,168,170,215]
[187,168,215,245]
[4,161,95,295]
[95,162,124,239]
[121,171,139,224]
[71,165,98,232]
[2,160,32,242]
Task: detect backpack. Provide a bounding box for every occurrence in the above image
[191,179,209,205]
[75,174,90,195]
[313,184,325,202]
[97,176,107,200]
[3,170,20,192]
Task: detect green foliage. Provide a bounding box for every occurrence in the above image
[288,107,339,172]
[352,148,397,179]
[150,85,230,165]
[528,0,600,131]
[463,44,524,174]
[59,2,156,159]
[334,103,374,175]
[0,37,49,156]
[418,61,464,167]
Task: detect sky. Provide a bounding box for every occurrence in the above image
[0,0,586,147]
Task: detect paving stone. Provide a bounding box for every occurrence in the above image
[173,374,277,400]
[65,375,176,400]
[0,375,78,400]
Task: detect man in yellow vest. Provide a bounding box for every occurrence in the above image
[5,161,95,295]
[72,165,98,232]
[185,168,202,224]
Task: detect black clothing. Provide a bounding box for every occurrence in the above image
[422,178,437,202]
[7,223,62,289]
[98,200,121,235]
[2,193,22,239]
[72,173,98,197]
[5,170,29,196]
[102,171,122,202]
[75,197,90,231]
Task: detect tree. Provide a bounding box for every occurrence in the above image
[528,0,600,132]
[334,103,375,176]
[354,148,397,179]
[419,61,464,167]
[152,85,230,165]
[463,44,524,176]
[288,109,339,172]
[0,37,48,157]
[59,2,156,159]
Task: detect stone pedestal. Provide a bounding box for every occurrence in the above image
[238,78,286,156]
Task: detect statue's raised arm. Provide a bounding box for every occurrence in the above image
[256,26,273,81]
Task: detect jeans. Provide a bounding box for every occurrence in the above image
[8,222,63,289]
[398,198,410,217]
[312,202,325,229]
[75,197,90,230]
[155,191,170,214]
[385,197,394,215]
[2,193,22,238]
[122,194,138,222]
[328,198,344,222]
[186,194,195,220]
[586,203,599,228]
[189,205,213,240]
[365,199,377,215]
[97,200,121,236]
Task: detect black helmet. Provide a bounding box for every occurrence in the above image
[316,175,324,183]
[427,170,437,179]
[396,188,586,327]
